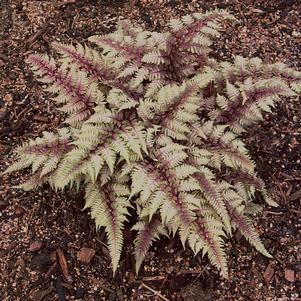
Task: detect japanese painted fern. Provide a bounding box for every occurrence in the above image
[5,10,301,277]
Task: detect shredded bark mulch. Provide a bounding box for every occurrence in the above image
[0,1,300,300]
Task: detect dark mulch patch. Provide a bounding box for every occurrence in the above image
[1,1,300,300]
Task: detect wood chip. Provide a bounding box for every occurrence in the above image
[15,206,23,214]
[263,263,274,284]
[140,282,170,301]
[29,241,43,252]
[56,249,72,282]
[3,93,13,103]
[32,115,49,123]
[284,268,295,282]
[57,0,76,7]
[292,30,300,37]
[77,247,95,264]
[143,275,165,282]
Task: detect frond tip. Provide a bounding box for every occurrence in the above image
[133,218,167,274]
[85,180,130,274]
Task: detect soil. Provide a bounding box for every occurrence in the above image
[0,1,301,300]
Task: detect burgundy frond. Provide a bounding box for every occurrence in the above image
[194,172,230,229]
[52,42,141,101]
[155,83,198,127]
[56,111,139,187]
[140,157,194,227]
[223,60,301,89]
[217,85,288,128]
[208,141,254,171]
[91,36,148,65]
[133,218,162,273]
[87,180,127,274]
[193,217,228,277]
[225,201,271,257]
[227,170,263,190]
[24,137,72,156]
[163,12,230,81]
[52,42,115,81]
[101,182,121,231]
[27,54,96,123]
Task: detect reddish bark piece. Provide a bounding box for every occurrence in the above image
[15,206,23,215]
[263,263,274,284]
[56,248,72,282]
[29,241,43,252]
[284,268,295,282]
[77,247,96,264]
[3,93,13,103]
[32,115,49,123]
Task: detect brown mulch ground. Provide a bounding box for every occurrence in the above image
[0,0,301,300]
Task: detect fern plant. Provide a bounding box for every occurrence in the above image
[5,10,301,277]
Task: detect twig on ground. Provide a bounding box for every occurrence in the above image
[45,262,58,278]
[142,275,165,282]
[27,27,47,48]
[56,249,72,282]
[140,282,170,301]
[266,210,285,215]
[177,266,208,275]
[24,205,36,235]
[71,11,80,29]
